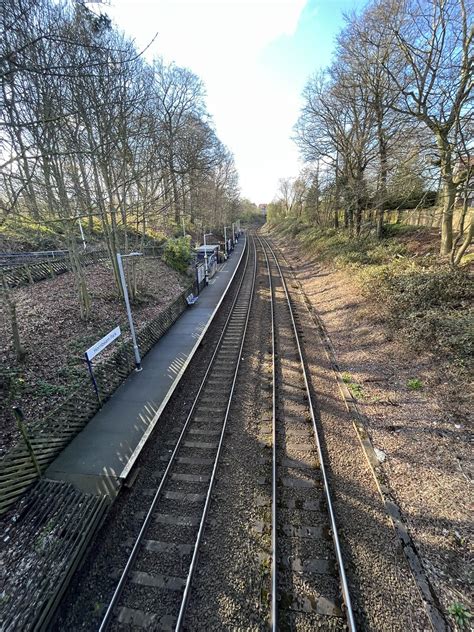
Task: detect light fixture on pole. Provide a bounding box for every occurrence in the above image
[116,251,143,371]
[203,232,213,285]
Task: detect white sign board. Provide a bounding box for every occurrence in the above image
[85,326,121,361]
[197,263,206,283]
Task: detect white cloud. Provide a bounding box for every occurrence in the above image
[99,0,308,202]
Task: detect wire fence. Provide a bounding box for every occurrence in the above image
[1,245,164,289]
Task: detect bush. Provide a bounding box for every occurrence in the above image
[363,262,473,365]
[270,217,473,374]
[162,236,192,274]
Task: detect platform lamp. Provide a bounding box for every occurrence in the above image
[116,251,143,371]
[203,231,213,285]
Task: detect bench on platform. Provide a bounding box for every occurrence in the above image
[186,293,199,306]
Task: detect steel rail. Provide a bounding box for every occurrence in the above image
[256,237,278,629]
[175,236,257,629]
[259,235,357,632]
[99,236,251,632]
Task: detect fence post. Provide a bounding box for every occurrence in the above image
[24,264,34,285]
[13,407,41,478]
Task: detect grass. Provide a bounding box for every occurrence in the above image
[34,518,56,554]
[448,603,472,628]
[0,212,167,253]
[407,378,423,390]
[0,214,64,250]
[35,380,68,397]
[342,372,365,399]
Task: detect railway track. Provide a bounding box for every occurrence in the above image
[258,235,356,631]
[99,236,256,631]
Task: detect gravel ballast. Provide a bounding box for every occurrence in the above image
[51,230,451,630]
[265,231,435,630]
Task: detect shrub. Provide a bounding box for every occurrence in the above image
[162,236,192,274]
[269,217,472,377]
[362,262,473,366]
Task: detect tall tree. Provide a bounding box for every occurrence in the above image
[364,0,473,253]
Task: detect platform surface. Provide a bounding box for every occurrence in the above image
[46,239,246,496]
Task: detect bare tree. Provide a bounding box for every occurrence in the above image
[365,0,473,254]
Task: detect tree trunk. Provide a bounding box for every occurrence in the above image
[1,276,25,362]
[436,132,456,255]
[453,212,473,265]
[376,147,387,239]
[440,178,456,255]
[354,205,362,237]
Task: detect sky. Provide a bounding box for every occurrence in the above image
[98,0,367,204]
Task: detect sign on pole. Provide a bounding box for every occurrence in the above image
[84,326,121,404]
[85,326,121,361]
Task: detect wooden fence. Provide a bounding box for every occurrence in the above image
[1,250,107,289]
[0,285,191,515]
[383,206,467,231]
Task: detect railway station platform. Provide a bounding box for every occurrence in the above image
[46,237,246,498]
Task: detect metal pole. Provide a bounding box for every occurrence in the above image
[224,226,227,257]
[232,222,235,244]
[116,253,142,371]
[204,232,208,285]
[85,354,102,405]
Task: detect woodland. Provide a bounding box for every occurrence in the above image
[269,0,473,265]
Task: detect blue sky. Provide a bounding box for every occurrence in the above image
[98,0,367,203]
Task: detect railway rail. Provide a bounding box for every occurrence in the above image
[99,236,256,631]
[258,235,356,631]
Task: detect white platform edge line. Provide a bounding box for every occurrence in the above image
[119,237,247,481]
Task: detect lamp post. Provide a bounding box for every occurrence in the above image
[203,232,213,285]
[116,251,143,371]
[232,222,235,245]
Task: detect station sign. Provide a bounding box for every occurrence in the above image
[85,326,121,361]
